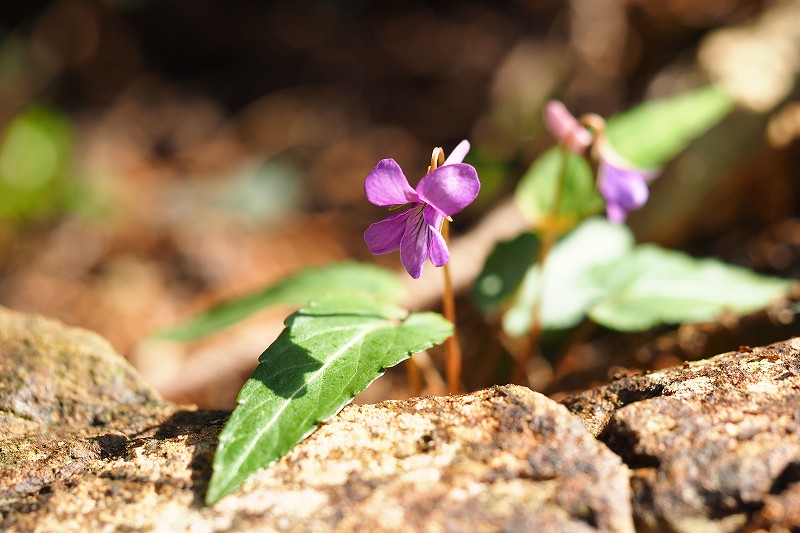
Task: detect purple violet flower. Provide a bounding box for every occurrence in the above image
[364,140,480,279]
[543,100,659,224]
[596,143,659,224]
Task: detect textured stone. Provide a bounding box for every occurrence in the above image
[9,304,800,532]
[563,339,800,533]
[0,307,634,532]
[0,306,162,430]
[229,386,634,533]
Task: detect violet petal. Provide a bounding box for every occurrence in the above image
[423,204,448,266]
[605,203,629,224]
[416,163,480,217]
[428,226,450,267]
[543,101,593,155]
[423,203,444,229]
[364,209,413,254]
[364,159,419,207]
[597,159,652,223]
[443,140,470,165]
[399,206,429,279]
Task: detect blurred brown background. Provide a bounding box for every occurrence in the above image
[0,0,798,407]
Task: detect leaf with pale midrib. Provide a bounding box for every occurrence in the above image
[473,218,792,336]
[587,245,794,331]
[205,298,452,504]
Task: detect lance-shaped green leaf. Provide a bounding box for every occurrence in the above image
[515,85,734,228]
[606,85,734,168]
[587,245,794,331]
[156,262,406,342]
[205,298,453,504]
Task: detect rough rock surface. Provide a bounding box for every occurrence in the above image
[563,340,800,532]
[4,305,800,533]
[0,307,633,532]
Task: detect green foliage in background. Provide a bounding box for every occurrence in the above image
[514,149,602,230]
[492,219,634,335]
[0,106,72,221]
[471,232,540,314]
[587,245,793,331]
[474,218,792,337]
[157,262,407,341]
[475,85,784,338]
[606,85,735,168]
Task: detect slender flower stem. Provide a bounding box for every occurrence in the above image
[427,146,462,394]
[513,145,571,384]
[405,356,423,395]
[441,217,462,394]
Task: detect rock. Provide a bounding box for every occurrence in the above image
[0,307,634,532]
[563,339,800,533]
[0,306,176,517]
[7,305,800,532]
[0,306,162,430]
[227,387,634,533]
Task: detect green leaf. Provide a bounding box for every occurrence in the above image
[156,262,406,341]
[587,245,793,331]
[514,147,603,229]
[606,85,735,168]
[0,106,71,220]
[205,298,452,504]
[502,219,634,336]
[472,232,540,314]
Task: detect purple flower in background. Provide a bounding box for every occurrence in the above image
[596,145,659,224]
[543,101,593,155]
[364,141,480,279]
[543,100,659,224]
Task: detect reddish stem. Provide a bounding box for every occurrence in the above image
[441,218,462,394]
[512,145,571,385]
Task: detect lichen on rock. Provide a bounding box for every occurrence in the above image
[0,306,162,429]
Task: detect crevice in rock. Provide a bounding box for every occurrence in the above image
[613,382,666,408]
[594,408,662,471]
[560,379,667,438]
[705,496,762,522]
[93,434,129,460]
[770,461,800,495]
[598,432,660,470]
[153,410,228,441]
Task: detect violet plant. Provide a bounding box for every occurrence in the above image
[474,85,792,381]
[511,100,663,379]
[197,142,479,504]
[544,100,658,224]
[363,141,480,393]
[155,84,793,505]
